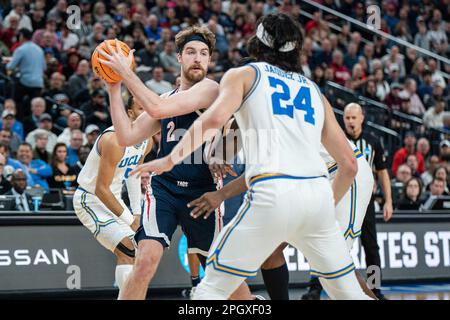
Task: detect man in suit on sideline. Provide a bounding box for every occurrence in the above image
[5,170,33,211]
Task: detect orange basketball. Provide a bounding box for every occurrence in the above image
[91,39,136,83]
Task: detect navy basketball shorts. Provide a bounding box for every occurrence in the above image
[135,176,223,257]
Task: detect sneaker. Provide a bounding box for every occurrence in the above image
[301,287,321,300]
[374,291,388,300]
[253,295,266,300]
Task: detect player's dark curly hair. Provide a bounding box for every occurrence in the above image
[247,13,303,73]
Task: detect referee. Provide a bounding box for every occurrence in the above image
[343,102,393,300]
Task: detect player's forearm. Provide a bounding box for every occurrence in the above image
[169,114,225,166]
[95,185,125,217]
[108,85,134,144]
[378,169,393,204]
[220,174,248,200]
[121,69,164,118]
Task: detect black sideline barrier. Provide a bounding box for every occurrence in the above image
[0,211,449,295]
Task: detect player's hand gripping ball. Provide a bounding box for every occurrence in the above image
[91,39,136,83]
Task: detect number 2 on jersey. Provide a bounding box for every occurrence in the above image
[268,76,315,125]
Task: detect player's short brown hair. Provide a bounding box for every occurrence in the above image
[175,26,216,55]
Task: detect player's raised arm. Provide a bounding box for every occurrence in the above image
[99,40,219,118]
[321,96,358,204]
[131,66,254,176]
[95,132,134,226]
[106,81,160,146]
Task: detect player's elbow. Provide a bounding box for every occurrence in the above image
[146,103,165,119]
[116,134,134,147]
[94,184,109,200]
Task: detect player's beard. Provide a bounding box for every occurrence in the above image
[184,65,207,83]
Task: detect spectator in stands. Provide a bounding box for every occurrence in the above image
[60,23,79,52]
[155,27,172,53]
[67,60,90,101]
[5,170,33,211]
[71,145,91,178]
[159,41,180,76]
[400,79,426,116]
[330,49,351,86]
[32,130,51,164]
[0,99,24,140]
[32,17,60,51]
[85,125,100,149]
[438,139,450,164]
[47,0,69,25]
[386,63,402,84]
[384,82,403,112]
[344,42,359,71]
[422,155,441,188]
[396,177,424,210]
[382,45,406,78]
[47,143,77,190]
[363,80,380,102]
[5,28,46,119]
[80,89,111,131]
[67,130,84,167]
[0,154,12,194]
[423,99,446,129]
[392,163,412,185]
[347,63,367,93]
[22,97,46,136]
[145,66,173,95]
[1,112,22,154]
[392,131,425,177]
[414,16,430,52]
[135,39,161,69]
[374,68,390,101]
[315,38,333,67]
[427,19,448,56]
[16,142,52,191]
[3,2,33,32]
[145,14,162,41]
[0,129,12,154]
[428,59,446,89]
[406,153,420,178]
[57,113,87,146]
[432,166,449,194]
[424,83,445,109]
[26,114,57,154]
[423,178,448,210]
[417,137,431,162]
[417,70,434,102]
[0,143,27,175]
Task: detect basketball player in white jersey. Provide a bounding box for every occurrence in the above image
[133,13,373,300]
[73,96,153,297]
[187,138,376,299]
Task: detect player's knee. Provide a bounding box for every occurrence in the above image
[133,242,163,280]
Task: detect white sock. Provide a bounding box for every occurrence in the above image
[115,264,133,292]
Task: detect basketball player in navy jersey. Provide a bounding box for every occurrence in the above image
[99,27,251,299]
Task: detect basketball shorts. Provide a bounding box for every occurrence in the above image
[331,156,374,250]
[135,176,222,257]
[193,174,370,300]
[73,188,135,253]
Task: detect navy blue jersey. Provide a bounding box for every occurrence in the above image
[153,90,215,191]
